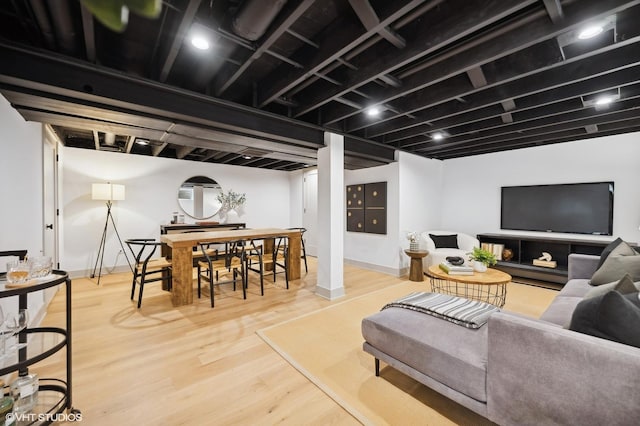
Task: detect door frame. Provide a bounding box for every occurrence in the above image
[43,125,60,268]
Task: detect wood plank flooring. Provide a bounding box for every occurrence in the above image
[35,257,409,425]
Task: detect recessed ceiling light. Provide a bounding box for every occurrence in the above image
[135,139,149,145]
[242,155,252,160]
[595,96,613,106]
[432,132,444,141]
[191,35,210,50]
[366,107,380,116]
[578,25,604,40]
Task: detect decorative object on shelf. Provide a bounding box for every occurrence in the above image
[10,370,38,414]
[0,391,13,421]
[468,247,497,273]
[502,248,514,261]
[445,256,465,266]
[5,260,31,284]
[90,182,132,285]
[4,309,29,352]
[439,261,474,275]
[480,242,504,260]
[533,252,558,268]
[406,232,420,251]
[217,189,246,224]
[30,256,52,278]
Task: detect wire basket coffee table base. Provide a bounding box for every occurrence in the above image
[429,277,507,307]
[427,265,511,308]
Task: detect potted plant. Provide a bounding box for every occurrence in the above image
[468,247,497,272]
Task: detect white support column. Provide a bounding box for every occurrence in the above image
[315,132,345,300]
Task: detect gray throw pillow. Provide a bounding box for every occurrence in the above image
[590,241,640,285]
[584,273,639,299]
[569,291,640,348]
[597,237,623,269]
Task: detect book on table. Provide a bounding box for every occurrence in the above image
[439,261,474,275]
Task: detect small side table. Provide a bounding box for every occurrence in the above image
[404,249,429,281]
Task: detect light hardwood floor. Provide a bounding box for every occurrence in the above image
[36,257,409,425]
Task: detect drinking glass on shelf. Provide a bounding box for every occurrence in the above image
[30,256,52,278]
[5,260,31,284]
[4,309,29,352]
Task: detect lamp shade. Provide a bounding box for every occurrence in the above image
[92,183,125,201]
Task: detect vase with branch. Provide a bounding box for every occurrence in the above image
[216,189,246,223]
[406,231,420,251]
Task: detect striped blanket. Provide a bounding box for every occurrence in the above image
[382,292,499,329]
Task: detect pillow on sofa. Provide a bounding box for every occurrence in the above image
[590,241,640,285]
[429,234,459,249]
[569,290,640,348]
[584,274,639,299]
[597,237,623,269]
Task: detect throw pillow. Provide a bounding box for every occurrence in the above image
[584,273,639,299]
[590,241,640,285]
[569,291,640,348]
[597,237,623,269]
[429,234,458,249]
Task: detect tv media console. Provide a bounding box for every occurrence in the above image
[477,233,614,284]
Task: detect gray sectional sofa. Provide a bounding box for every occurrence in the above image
[361,253,640,425]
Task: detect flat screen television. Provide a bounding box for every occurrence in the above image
[501,182,614,235]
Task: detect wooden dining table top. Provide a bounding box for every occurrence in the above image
[160,227,300,249]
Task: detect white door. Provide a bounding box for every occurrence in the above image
[302,169,318,256]
[42,128,58,267]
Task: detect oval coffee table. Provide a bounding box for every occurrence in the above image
[427,264,511,307]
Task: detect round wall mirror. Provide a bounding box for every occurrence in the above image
[177,176,223,219]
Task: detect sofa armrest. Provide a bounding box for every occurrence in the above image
[457,233,479,252]
[567,253,599,280]
[487,312,640,426]
[420,232,436,251]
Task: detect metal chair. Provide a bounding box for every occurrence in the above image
[274,236,290,288]
[125,239,172,308]
[287,227,308,273]
[197,240,246,308]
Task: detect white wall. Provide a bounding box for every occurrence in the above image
[342,152,445,274]
[397,150,445,237]
[440,133,640,243]
[0,95,47,324]
[0,96,43,256]
[289,169,304,227]
[61,147,292,276]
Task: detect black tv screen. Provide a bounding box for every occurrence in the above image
[501,182,614,235]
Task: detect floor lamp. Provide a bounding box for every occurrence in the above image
[90,183,132,285]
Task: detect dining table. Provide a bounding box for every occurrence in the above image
[160,228,302,306]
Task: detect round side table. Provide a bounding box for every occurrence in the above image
[404,249,429,281]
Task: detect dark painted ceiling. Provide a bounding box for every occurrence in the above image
[1,0,640,170]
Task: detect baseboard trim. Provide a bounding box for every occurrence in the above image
[66,265,131,280]
[314,286,346,300]
[344,258,404,277]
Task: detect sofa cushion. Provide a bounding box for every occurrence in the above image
[590,241,640,285]
[557,278,592,298]
[362,307,488,402]
[569,291,640,348]
[429,234,459,249]
[596,237,623,269]
[584,274,639,299]
[539,296,583,327]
